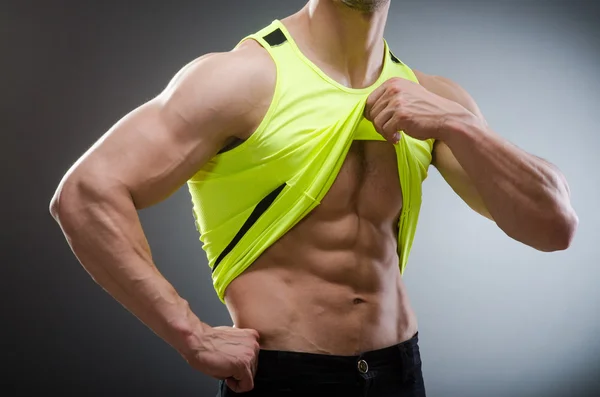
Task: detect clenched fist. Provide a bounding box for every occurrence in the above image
[365,77,472,144]
[183,325,261,393]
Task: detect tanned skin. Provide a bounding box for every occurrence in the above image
[50,0,577,393]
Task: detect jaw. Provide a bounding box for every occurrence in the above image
[339,0,390,13]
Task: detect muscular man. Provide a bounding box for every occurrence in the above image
[50,1,578,396]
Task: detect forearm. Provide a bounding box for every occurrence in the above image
[50,177,205,357]
[441,118,578,251]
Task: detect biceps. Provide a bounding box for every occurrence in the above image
[433,141,493,220]
[79,98,224,209]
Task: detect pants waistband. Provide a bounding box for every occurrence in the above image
[255,333,420,379]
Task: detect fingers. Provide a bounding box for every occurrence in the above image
[229,328,260,392]
[382,114,403,144]
[365,80,404,144]
[373,107,400,144]
[243,328,260,341]
[365,77,408,118]
[241,329,260,378]
[242,328,260,373]
[251,341,260,377]
[368,95,391,123]
[365,82,389,119]
[227,359,255,393]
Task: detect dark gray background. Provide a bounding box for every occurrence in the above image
[3,1,599,396]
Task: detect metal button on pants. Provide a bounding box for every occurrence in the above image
[357,359,369,374]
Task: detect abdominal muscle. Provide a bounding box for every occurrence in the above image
[223,141,418,356]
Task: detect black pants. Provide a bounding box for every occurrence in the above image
[217,333,426,397]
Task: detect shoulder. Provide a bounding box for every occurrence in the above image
[165,40,275,94]
[413,70,484,119]
[158,41,277,135]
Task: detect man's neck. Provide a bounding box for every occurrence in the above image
[295,0,390,88]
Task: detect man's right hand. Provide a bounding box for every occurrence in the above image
[185,326,261,393]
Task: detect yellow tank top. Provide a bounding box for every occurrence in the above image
[187,20,434,303]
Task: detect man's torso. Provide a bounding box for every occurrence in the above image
[225,136,417,355]
[193,17,432,355]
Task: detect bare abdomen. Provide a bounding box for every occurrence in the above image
[223,141,418,355]
[223,218,418,355]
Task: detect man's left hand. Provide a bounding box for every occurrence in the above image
[364,77,474,144]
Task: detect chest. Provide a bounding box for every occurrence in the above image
[318,139,403,221]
